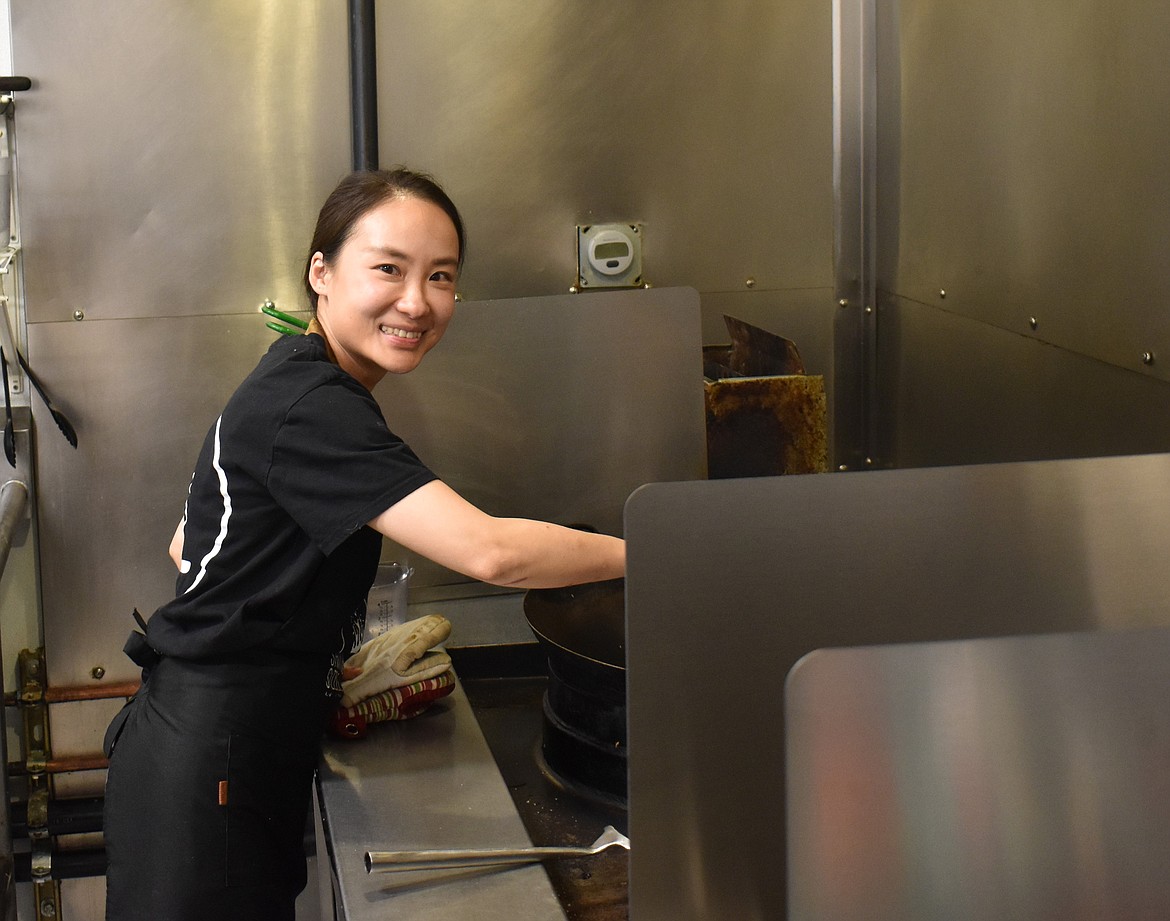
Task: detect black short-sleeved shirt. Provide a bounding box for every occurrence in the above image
[145,333,437,666]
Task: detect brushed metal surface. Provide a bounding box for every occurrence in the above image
[30,315,285,689]
[625,452,1170,920]
[878,0,1170,382]
[11,0,350,323]
[833,0,879,470]
[787,628,1170,920]
[371,287,707,589]
[34,288,705,689]
[318,682,566,921]
[877,294,1170,467]
[372,0,834,302]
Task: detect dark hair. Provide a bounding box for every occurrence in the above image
[303,167,465,311]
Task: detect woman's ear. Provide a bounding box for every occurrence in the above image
[308,252,330,296]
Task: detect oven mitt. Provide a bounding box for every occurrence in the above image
[340,613,452,708]
[329,671,456,740]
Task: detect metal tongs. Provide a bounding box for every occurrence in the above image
[1,347,13,466]
[0,298,77,466]
[365,825,629,874]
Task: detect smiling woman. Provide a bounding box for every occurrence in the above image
[102,167,625,921]
[308,181,462,386]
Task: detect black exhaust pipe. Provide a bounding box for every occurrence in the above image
[349,0,379,171]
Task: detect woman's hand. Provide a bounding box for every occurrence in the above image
[368,480,625,588]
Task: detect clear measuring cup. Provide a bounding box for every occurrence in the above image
[364,562,414,642]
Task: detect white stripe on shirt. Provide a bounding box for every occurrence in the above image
[184,415,232,594]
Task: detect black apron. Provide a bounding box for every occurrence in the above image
[103,630,334,921]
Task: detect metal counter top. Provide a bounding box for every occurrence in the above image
[316,677,566,921]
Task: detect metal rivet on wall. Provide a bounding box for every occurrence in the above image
[72,310,84,321]
[1029,317,1039,330]
[91,666,105,680]
[838,299,849,308]
[939,289,946,299]
[745,277,756,289]
[1142,351,1155,366]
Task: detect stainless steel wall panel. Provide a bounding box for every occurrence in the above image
[29,315,287,686]
[833,0,880,469]
[625,452,1170,920]
[11,0,350,323]
[878,0,1170,383]
[877,295,1170,467]
[372,1,834,303]
[371,287,707,590]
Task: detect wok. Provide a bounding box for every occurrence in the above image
[523,577,625,679]
[523,577,627,803]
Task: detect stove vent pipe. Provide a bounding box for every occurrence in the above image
[348,0,379,171]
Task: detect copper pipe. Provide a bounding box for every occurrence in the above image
[44,681,139,704]
[5,680,140,708]
[45,754,108,774]
[9,753,108,776]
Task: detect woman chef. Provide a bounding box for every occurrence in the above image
[102,168,626,920]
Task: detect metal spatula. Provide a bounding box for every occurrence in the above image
[365,825,630,873]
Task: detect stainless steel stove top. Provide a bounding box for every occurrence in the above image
[316,641,627,921]
[457,647,628,921]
